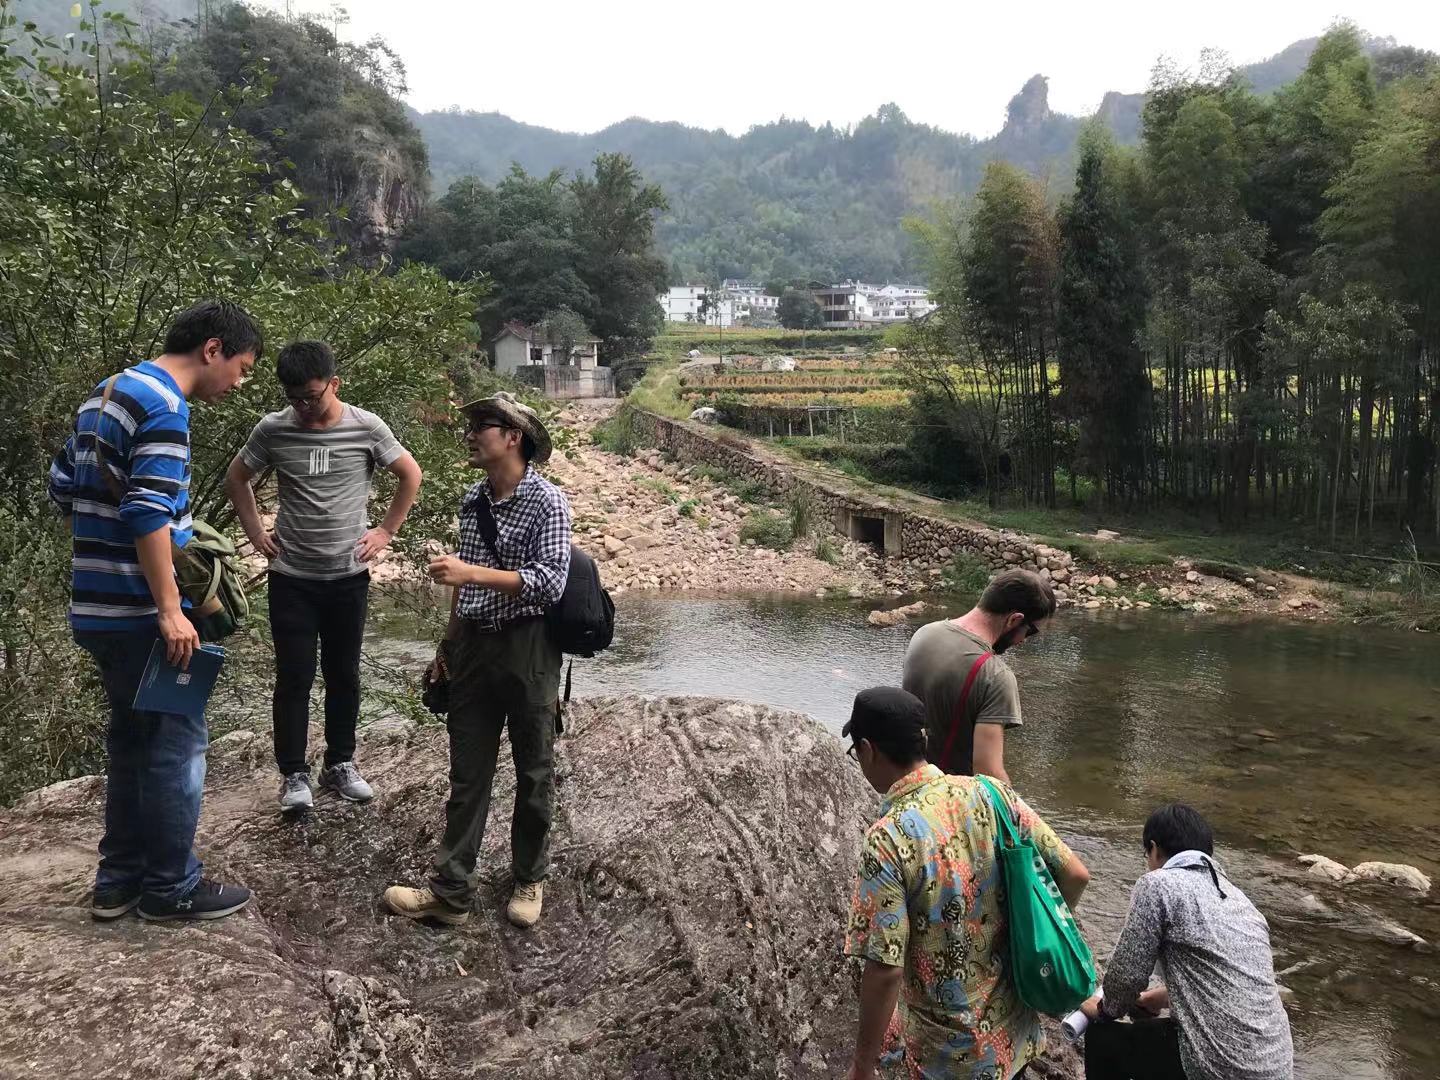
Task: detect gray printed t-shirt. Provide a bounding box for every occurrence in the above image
[902,620,1022,774]
[239,404,403,580]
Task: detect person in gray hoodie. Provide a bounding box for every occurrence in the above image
[1078,804,1294,1080]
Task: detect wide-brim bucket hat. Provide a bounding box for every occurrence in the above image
[459,391,552,464]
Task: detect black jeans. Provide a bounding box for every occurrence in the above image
[74,632,207,901]
[429,617,562,909]
[1084,1016,1186,1080]
[268,568,369,776]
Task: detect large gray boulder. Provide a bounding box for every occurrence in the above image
[0,696,1082,1079]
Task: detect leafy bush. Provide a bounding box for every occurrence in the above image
[736,480,769,504]
[690,464,738,486]
[740,511,793,550]
[591,403,647,457]
[942,551,994,598]
[813,535,840,564]
[639,476,680,503]
[788,488,815,538]
[0,11,477,801]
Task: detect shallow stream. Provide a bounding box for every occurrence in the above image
[375,594,1440,1078]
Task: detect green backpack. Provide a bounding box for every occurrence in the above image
[977,776,1096,1016]
[172,520,249,642]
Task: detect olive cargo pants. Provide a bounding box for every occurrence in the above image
[428,617,562,909]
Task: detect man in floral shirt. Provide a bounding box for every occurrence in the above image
[841,687,1091,1080]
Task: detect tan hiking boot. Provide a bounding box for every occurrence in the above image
[383,885,470,926]
[506,881,544,928]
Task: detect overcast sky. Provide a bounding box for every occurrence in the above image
[257,0,1439,138]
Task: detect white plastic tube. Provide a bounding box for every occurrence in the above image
[1061,991,1100,1042]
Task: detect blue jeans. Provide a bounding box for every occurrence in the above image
[75,632,207,901]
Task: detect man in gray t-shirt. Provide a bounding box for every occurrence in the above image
[225,341,422,811]
[901,568,1055,780]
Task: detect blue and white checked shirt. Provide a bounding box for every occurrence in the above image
[456,465,572,628]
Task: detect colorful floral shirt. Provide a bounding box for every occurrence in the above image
[845,764,1077,1080]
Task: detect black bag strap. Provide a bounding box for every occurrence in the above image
[469,492,502,560]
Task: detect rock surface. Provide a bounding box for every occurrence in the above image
[1348,861,1432,894]
[0,695,1081,1079]
[866,601,929,627]
[1296,854,1432,894]
[1298,854,1353,883]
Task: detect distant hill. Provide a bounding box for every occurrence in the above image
[412,32,1409,283]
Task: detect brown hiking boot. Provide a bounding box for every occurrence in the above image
[383,885,470,926]
[506,881,544,928]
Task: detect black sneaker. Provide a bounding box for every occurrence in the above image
[137,877,252,922]
[91,884,143,921]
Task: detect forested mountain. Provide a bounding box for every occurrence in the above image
[413,32,1419,283]
[13,0,429,258]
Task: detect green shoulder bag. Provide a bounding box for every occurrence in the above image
[977,776,1096,1016]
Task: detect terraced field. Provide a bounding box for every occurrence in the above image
[677,356,910,430]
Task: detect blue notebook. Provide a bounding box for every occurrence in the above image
[133,641,226,720]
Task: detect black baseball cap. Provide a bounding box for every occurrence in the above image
[843,686,927,762]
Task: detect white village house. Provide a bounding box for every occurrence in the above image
[489,321,613,398]
[722,279,780,317]
[657,284,737,327]
[809,281,937,328]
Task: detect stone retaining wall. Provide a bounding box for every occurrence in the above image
[631,410,1077,594]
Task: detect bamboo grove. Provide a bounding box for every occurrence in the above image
[898,26,1440,542]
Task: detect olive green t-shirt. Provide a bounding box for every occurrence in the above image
[901,620,1022,774]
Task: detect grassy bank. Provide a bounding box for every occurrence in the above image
[763,435,1440,629]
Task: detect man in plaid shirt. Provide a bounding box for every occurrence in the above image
[384,392,571,929]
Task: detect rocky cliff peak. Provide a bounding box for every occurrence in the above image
[1004,74,1055,135]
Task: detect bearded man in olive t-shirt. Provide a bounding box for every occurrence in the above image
[901,569,1056,781]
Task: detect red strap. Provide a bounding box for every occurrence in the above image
[937,652,993,773]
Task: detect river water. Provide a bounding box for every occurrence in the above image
[375,593,1440,1078]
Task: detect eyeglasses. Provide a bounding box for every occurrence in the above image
[846,742,859,761]
[465,421,509,436]
[1023,620,1039,639]
[283,389,328,407]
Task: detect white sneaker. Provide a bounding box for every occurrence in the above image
[279,772,313,811]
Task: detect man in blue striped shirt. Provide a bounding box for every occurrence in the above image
[49,300,262,924]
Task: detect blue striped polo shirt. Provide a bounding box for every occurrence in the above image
[48,362,194,632]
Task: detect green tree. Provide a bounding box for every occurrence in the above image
[1259,22,1377,277]
[777,289,823,329]
[398,167,594,344]
[960,162,1060,507]
[1056,125,1150,504]
[538,306,592,362]
[1319,70,1440,532]
[569,153,669,364]
[401,155,668,364]
[0,3,477,799]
